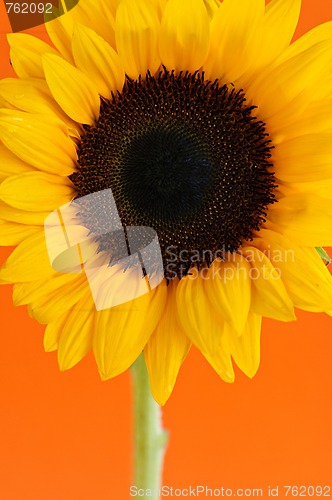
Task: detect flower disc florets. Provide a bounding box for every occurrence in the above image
[71,69,276,279]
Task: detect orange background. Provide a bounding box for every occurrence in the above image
[0,1,332,498]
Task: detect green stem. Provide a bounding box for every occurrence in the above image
[131,353,169,499]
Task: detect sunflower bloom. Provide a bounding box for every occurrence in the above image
[1,0,332,405]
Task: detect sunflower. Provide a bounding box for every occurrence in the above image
[1,0,332,405]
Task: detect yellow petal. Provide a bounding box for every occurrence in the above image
[241,246,295,321]
[248,40,332,124]
[280,178,332,200]
[45,7,76,63]
[29,274,90,324]
[115,0,161,79]
[0,144,35,181]
[258,0,301,67]
[0,219,39,246]
[57,293,95,370]
[255,91,305,139]
[0,109,77,175]
[144,279,191,405]
[146,0,167,20]
[0,78,54,112]
[0,78,81,137]
[267,194,332,246]
[0,78,49,112]
[0,172,75,211]
[7,33,57,79]
[72,24,125,98]
[225,312,262,378]
[176,268,234,382]
[93,280,167,379]
[159,0,210,73]
[252,229,332,312]
[43,54,100,124]
[13,272,85,306]
[0,231,56,283]
[105,0,119,17]
[279,20,332,63]
[273,134,332,182]
[45,0,117,61]
[203,0,265,82]
[204,253,251,335]
[0,200,50,225]
[73,0,117,49]
[44,310,69,352]
[272,99,332,142]
[203,0,220,19]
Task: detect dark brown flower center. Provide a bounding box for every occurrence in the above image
[70,70,276,280]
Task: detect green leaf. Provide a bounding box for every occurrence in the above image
[316,247,331,265]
